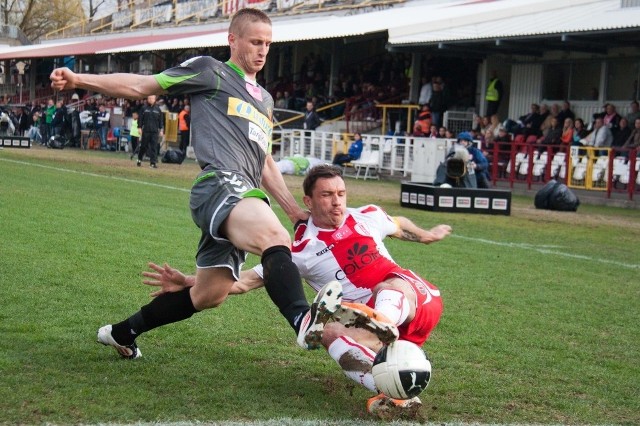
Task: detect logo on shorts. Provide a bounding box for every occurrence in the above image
[221,171,248,193]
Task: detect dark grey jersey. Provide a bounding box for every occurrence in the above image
[154,56,274,187]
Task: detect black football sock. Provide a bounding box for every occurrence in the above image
[110,287,198,345]
[261,245,310,332]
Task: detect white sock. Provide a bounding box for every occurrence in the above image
[327,335,377,392]
[374,288,410,326]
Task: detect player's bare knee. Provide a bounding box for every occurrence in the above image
[256,226,291,252]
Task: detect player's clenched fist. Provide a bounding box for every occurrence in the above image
[50,67,76,91]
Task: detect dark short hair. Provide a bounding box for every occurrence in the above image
[302,164,343,196]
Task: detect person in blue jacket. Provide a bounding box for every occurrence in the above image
[457,131,490,188]
[332,132,364,166]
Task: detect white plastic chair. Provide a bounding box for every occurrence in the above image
[353,149,381,180]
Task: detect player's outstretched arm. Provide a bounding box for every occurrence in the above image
[50,67,165,100]
[229,268,265,294]
[143,262,265,298]
[261,155,308,224]
[391,217,452,244]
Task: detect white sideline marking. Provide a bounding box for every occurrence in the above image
[453,235,639,270]
[3,158,638,270]
[0,158,191,193]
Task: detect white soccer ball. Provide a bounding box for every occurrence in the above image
[371,340,432,400]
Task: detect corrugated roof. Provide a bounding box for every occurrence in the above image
[388,0,640,45]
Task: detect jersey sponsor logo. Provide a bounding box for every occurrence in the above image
[332,226,353,240]
[227,97,273,139]
[333,242,383,281]
[248,122,269,153]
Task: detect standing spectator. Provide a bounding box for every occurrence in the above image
[428,77,447,127]
[303,100,321,131]
[417,75,432,106]
[96,104,110,150]
[178,104,190,153]
[332,132,363,166]
[458,132,490,188]
[129,110,140,159]
[137,95,164,168]
[556,100,575,124]
[51,100,66,139]
[485,70,503,117]
[43,98,55,142]
[28,111,42,144]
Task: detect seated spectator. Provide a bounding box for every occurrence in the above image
[572,118,589,145]
[561,117,574,145]
[438,126,447,138]
[612,117,631,148]
[602,103,622,135]
[538,103,556,136]
[333,132,364,166]
[445,128,456,139]
[28,111,43,144]
[622,117,640,153]
[580,117,613,149]
[539,116,562,146]
[483,114,501,145]
[516,103,542,137]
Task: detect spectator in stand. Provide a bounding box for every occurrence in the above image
[580,116,613,151]
[417,75,432,106]
[274,91,287,109]
[426,124,439,138]
[556,100,575,125]
[332,132,364,166]
[572,118,589,145]
[96,104,111,150]
[622,117,640,153]
[561,117,574,145]
[483,114,501,145]
[517,103,543,138]
[412,105,432,137]
[438,126,447,138]
[428,76,447,127]
[485,70,503,117]
[612,117,631,148]
[445,128,456,139]
[539,116,562,147]
[625,100,640,124]
[600,103,621,136]
[303,100,321,131]
[178,104,190,153]
[538,103,555,137]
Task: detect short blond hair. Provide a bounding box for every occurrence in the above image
[229,8,271,36]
